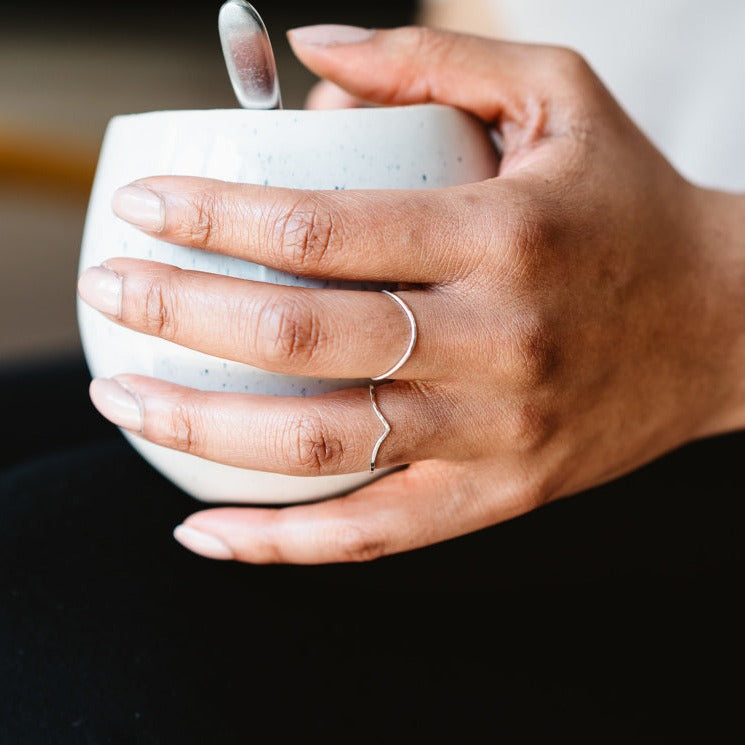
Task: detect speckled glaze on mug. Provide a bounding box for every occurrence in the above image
[78,105,500,504]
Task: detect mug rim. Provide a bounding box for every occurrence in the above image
[109,102,472,123]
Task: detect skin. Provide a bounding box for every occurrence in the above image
[78,26,745,564]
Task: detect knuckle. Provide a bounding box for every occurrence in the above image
[276,198,339,273]
[399,25,435,52]
[405,380,447,427]
[166,401,202,454]
[182,192,219,246]
[332,523,386,563]
[507,316,560,389]
[502,399,557,455]
[389,27,460,101]
[143,278,178,339]
[399,25,453,58]
[492,470,554,519]
[238,521,291,564]
[507,210,556,279]
[258,297,323,368]
[546,45,592,84]
[282,413,346,476]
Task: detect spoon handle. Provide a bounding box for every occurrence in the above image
[218,1,283,110]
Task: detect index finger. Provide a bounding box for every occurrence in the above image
[112,176,482,283]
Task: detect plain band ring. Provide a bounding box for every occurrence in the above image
[369,384,391,472]
[371,290,418,381]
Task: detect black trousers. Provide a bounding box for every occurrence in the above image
[1,357,743,743]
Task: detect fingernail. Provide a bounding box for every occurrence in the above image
[288,24,374,47]
[77,265,122,317]
[89,378,143,432]
[173,524,234,561]
[112,184,165,232]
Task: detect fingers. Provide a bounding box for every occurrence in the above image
[89,375,448,475]
[79,259,452,380]
[287,25,592,131]
[174,460,526,564]
[111,175,467,283]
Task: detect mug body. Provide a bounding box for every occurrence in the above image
[78,104,500,503]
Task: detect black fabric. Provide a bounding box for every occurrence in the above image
[1,358,743,743]
[5,1,419,37]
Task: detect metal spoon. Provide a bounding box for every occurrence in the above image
[218,1,282,110]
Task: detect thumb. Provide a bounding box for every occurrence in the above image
[287,25,586,130]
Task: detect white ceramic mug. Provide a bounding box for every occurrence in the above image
[77,104,500,504]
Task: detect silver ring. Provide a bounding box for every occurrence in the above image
[369,384,391,472]
[371,290,418,381]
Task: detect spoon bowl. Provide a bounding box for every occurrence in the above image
[218,0,282,110]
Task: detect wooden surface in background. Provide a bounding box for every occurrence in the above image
[0,125,98,198]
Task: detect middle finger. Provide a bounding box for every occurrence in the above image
[78,258,461,380]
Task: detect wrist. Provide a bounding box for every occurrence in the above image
[688,184,745,437]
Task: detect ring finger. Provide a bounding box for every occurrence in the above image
[78,258,462,380]
[89,375,448,475]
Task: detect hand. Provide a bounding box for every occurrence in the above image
[77,25,745,563]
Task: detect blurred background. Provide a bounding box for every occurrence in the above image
[2,0,442,367]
